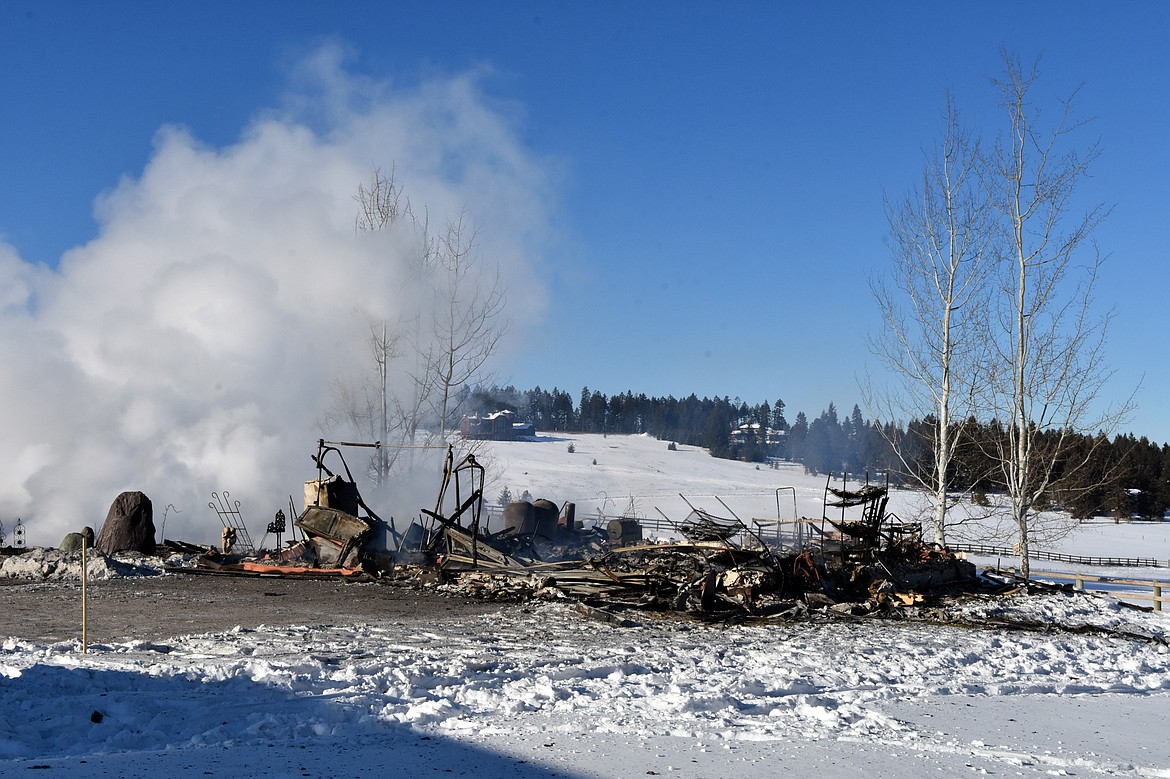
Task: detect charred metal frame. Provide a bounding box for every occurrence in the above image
[422,446,487,567]
[311,439,386,523]
[209,491,255,553]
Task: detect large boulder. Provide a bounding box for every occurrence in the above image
[59,526,95,553]
[96,491,156,555]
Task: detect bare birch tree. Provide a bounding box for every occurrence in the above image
[321,319,402,486]
[323,167,427,486]
[325,167,508,485]
[415,212,508,441]
[981,51,1129,578]
[869,96,994,547]
[355,166,405,233]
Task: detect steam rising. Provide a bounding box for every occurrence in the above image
[0,45,552,546]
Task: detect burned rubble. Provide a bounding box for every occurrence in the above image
[187,441,396,579]
[169,439,1006,624]
[422,482,994,624]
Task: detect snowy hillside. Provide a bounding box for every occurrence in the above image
[480,433,834,526]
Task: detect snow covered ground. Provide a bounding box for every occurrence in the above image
[3,595,1169,777]
[3,433,1170,777]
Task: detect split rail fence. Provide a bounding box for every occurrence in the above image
[948,542,1164,568]
[991,568,1169,612]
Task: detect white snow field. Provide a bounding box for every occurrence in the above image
[3,433,1170,777]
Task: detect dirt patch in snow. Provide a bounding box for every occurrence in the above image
[0,571,504,644]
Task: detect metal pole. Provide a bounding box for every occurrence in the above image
[775,487,797,548]
[840,471,847,525]
[81,543,88,654]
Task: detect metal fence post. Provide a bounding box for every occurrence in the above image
[81,544,88,654]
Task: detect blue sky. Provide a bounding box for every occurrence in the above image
[2,1,1168,445]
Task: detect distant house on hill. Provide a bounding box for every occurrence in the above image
[460,410,536,441]
[729,422,785,446]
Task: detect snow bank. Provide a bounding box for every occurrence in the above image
[0,548,170,581]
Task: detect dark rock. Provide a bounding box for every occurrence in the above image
[96,491,156,555]
[59,526,95,553]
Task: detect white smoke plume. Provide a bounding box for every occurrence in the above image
[0,44,553,547]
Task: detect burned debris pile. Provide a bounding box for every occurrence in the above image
[180,440,397,579]
[409,462,992,623]
[176,440,997,624]
[412,448,609,572]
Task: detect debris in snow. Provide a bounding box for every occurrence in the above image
[400,475,1001,625]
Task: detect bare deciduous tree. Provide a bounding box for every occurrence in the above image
[869,96,994,547]
[873,52,1134,568]
[355,165,415,233]
[415,212,508,441]
[325,167,508,486]
[323,167,425,485]
[981,51,1130,577]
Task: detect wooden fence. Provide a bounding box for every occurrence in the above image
[949,543,1163,568]
[993,568,1168,612]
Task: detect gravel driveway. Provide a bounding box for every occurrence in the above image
[0,573,502,644]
